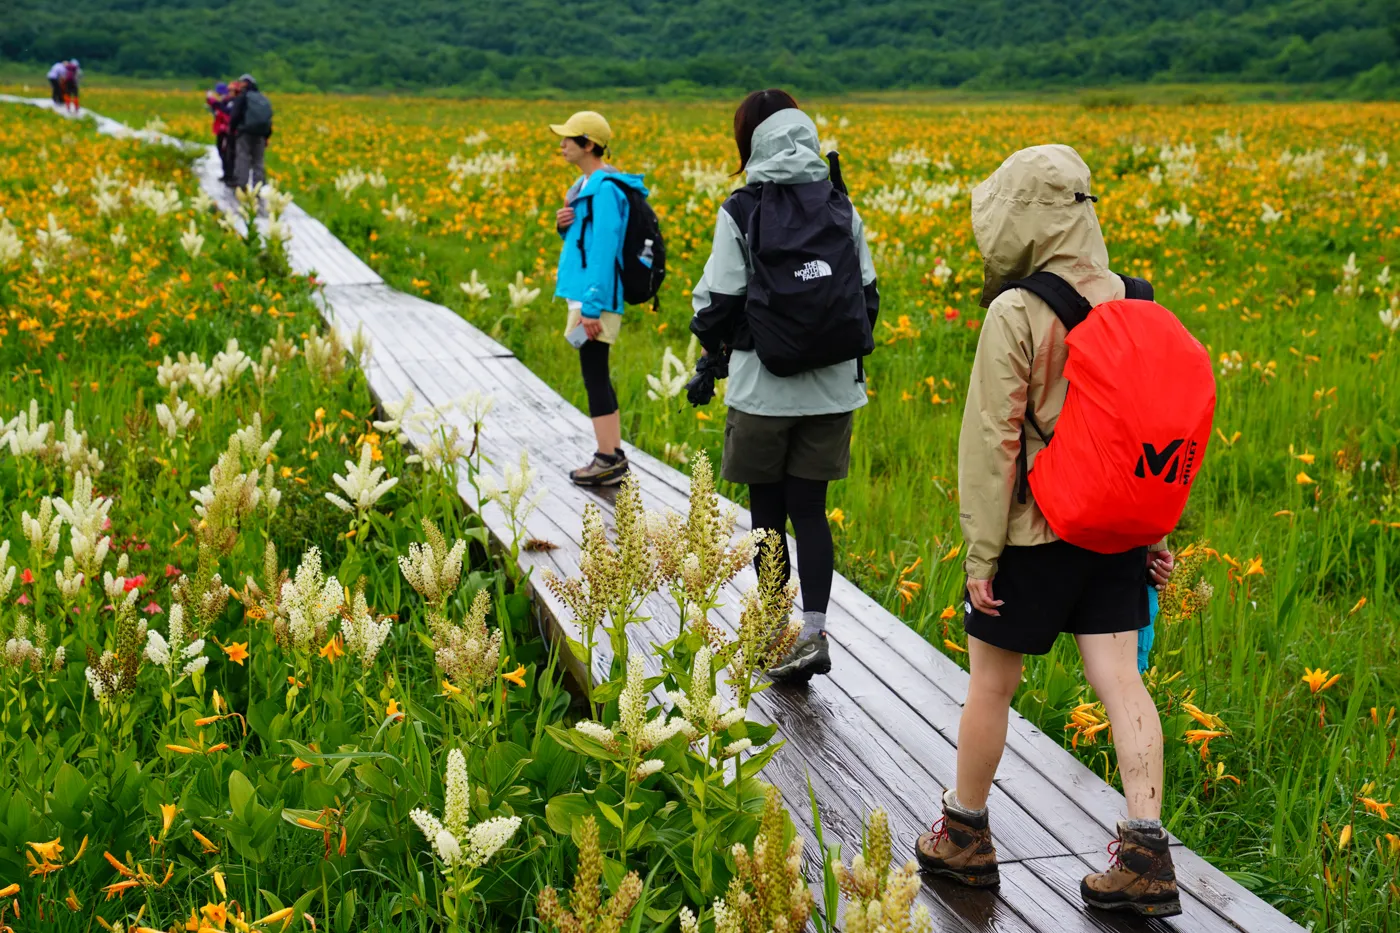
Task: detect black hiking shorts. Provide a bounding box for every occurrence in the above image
[964,540,1148,656]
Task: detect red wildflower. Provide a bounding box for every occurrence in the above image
[20,569,34,585]
[123,574,146,592]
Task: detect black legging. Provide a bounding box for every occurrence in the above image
[749,477,833,615]
[579,341,618,418]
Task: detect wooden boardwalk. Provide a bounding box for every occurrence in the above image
[16,99,1304,933]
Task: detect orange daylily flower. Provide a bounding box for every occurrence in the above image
[386,699,405,721]
[940,605,957,620]
[0,884,18,899]
[943,638,967,654]
[1295,471,1315,485]
[1301,668,1341,693]
[101,879,141,899]
[502,665,527,688]
[191,830,220,854]
[103,852,135,876]
[319,635,344,663]
[1349,597,1367,615]
[292,758,314,772]
[160,804,177,837]
[1360,797,1393,821]
[27,839,63,862]
[223,642,249,665]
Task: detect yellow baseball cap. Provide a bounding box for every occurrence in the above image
[549,111,612,147]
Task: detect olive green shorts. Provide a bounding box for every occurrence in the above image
[721,409,855,485]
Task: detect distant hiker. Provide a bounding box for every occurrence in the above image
[689,89,878,683]
[916,144,1215,919]
[62,60,81,113]
[207,82,234,184]
[551,110,660,487]
[47,61,67,106]
[228,74,273,190]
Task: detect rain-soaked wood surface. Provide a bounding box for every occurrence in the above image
[7,99,1305,933]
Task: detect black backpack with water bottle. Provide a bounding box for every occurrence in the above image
[576,176,667,310]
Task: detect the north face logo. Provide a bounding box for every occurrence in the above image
[794,260,833,281]
[1134,439,1196,485]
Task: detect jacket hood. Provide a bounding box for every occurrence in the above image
[970,144,1111,308]
[582,169,648,197]
[745,109,829,185]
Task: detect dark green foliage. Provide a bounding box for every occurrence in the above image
[2,0,1398,95]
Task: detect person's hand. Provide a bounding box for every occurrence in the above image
[583,318,603,340]
[1148,549,1175,588]
[556,206,575,231]
[967,577,1003,617]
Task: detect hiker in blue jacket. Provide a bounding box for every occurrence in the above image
[551,111,649,487]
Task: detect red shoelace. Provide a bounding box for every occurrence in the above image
[927,816,949,846]
[1105,838,1123,868]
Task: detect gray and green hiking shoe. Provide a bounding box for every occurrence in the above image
[768,631,831,683]
[569,450,629,488]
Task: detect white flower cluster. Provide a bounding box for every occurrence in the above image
[459,270,491,302]
[398,522,468,608]
[1,399,52,457]
[180,221,205,258]
[507,271,540,309]
[334,167,386,197]
[128,178,182,216]
[279,547,343,653]
[341,587,393,669]
[21,498,63,559]
[680,160,734,200]
[447,151,518,181]
[326,443,399,516]
[480,450,544,527]
[0,216,22,265]
[410,749,521,871]
[53,472,112,576]
[667,646,746,736]
[645,339,696,402]
[143,603,207,676]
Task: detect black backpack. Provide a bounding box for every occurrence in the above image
[723,164,870,378]
[241,91,273,136]
[576,176,666,309]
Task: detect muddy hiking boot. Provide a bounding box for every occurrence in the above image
[768,630,831,683]
[915,792,1000,887]
[1080,822,1182,918]
[569,449,629,488]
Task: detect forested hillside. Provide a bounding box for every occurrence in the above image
[3,0,1397,94]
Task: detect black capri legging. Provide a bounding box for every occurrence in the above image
[749,476,834,615]
[579,341,618,418]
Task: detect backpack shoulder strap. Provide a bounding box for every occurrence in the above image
[999,271,1094,331]
[1118,274,1154,301]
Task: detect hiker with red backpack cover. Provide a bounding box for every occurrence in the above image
[914,145,1215,919]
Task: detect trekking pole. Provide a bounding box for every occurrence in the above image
[827,150,847,196]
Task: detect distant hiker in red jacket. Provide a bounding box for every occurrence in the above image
[207,83,234,184]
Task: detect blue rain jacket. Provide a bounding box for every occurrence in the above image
[555,170,648,318]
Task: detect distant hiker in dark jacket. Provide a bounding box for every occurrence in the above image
[62,60,81,113]
[47,61,67,105]
[689,89,878,684]
[228,74,273,190]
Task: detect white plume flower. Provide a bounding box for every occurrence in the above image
[326,443,399,515]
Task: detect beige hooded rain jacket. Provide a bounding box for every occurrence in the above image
[959,144,1164,580]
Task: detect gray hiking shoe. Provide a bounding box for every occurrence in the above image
[569,450,629,488]
[768,631,831,683]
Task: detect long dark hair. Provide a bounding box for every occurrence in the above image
[733,88,799,174]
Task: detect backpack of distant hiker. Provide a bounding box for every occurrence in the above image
[724,152,871,378]
[578,175,667,309]
[1001,272,1215,553]
[241,91,273,136]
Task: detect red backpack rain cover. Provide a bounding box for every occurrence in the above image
[1024,285,1215,553]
